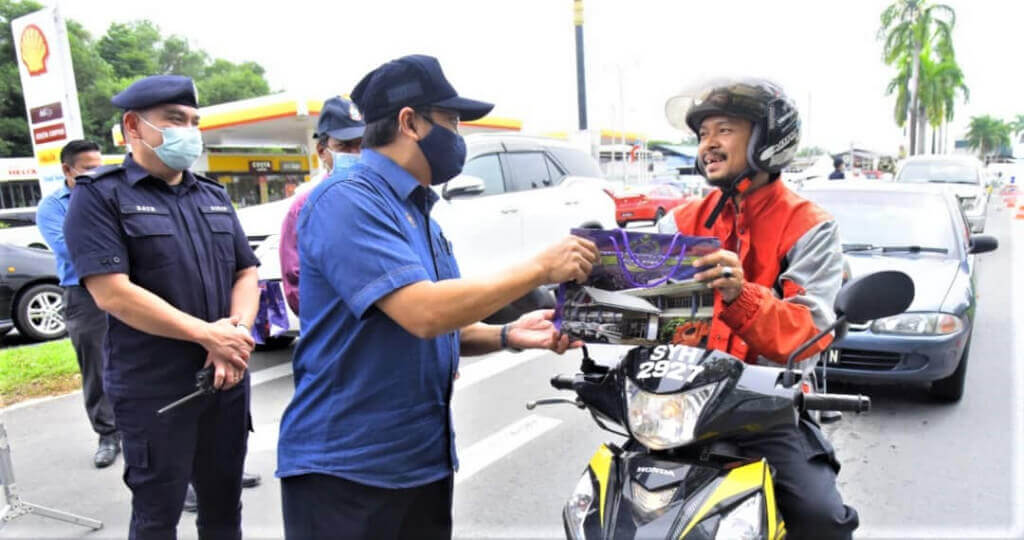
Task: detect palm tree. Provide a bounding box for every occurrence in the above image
[918,52,968,153]
[880,0,956,155]
[965,116,1011,159]
[1010,114,1024,144]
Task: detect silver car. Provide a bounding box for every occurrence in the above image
[894,155,988,232]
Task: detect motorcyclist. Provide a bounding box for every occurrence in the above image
[658,78,856,539]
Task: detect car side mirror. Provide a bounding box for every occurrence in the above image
[442,175,486,200]
[968,234,998,255]
[836,270,915,325]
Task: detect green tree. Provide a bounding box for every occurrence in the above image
[0,2,273,157]
[917,51,968,153]
[879,0,956,155]
[1010,114,1024,144]
[965,115,1011,158]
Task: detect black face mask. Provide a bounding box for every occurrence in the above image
[416,116,467,185]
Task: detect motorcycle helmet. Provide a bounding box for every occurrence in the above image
[665,78,801,177]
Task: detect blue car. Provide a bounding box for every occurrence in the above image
[799,181,998,401]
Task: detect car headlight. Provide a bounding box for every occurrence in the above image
[565,471,595,540]
[626,379,716,450]
[715,494,763,540]
[871,312,963,335]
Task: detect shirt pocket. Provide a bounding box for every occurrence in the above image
[199,206,237,266]
[433,232,459,280]
[120,205,176,270]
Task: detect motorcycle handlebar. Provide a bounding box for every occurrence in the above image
[801,393,871,413]
[550,374,576,391]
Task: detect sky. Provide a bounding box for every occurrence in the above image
[53,0,1023,154]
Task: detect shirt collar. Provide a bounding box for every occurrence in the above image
[737,177,786,217]
[56,183,71,199]
[122,153,198,190]
[360,149,436,207]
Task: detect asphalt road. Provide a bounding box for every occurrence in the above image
[1,207,1020,539]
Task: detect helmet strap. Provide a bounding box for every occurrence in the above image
[703,166,756,230]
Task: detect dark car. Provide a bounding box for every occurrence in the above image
[0,243,66,342]
[799,181,998,401]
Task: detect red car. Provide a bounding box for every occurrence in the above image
[614,185,688,226]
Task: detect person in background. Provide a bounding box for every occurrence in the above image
[829,156,845,180]
[279,96,365,314]
[36,139,119,468]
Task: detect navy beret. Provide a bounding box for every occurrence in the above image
[351,54,493,124]
[111,75,199,110]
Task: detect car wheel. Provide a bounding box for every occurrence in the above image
[654,208,666,222]
[929,336,970,402]
[255,335,295,351]
[14,283,67,342]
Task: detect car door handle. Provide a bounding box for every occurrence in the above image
[501,208,519,215]
[564,200,580,205]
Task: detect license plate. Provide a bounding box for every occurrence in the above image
[622,212,634,217]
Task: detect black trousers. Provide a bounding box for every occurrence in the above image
[281,473,454,540]
[63,286,116,437]
[112,380,250,540]
[736,418,859,540]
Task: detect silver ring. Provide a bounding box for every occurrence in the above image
[721,266,734,279]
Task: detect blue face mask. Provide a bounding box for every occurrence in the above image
[329,151,360,175]
[139,116,204,171]
[417,120,467,185]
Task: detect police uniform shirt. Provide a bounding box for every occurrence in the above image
[64,154,259,399]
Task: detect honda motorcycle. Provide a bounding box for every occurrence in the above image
[528,271,914,539]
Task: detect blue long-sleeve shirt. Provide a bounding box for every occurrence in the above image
[36,184,78,286]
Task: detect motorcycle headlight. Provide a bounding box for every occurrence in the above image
[626,379,717,450]
[631,482,677,519]
[564,471,595,540]
[715,494,763,540]
[870,312,963,335]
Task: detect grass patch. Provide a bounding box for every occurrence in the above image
[0,339,81,407]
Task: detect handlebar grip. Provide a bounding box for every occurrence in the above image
[802,393,871,413]
[550,374,576,391]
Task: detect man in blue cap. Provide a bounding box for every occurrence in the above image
[278,96,365,314]
[63,74,260,539]
[276,54,600,540]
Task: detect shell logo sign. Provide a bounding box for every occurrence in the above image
[19,24,50,77]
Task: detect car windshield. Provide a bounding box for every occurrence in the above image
[802,189,958,257]
[897,161,979,184]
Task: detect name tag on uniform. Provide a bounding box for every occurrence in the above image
[119,203,168,215]
[201,205,232,213]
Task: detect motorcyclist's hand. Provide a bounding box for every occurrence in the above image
[533,236,599,285]
[693,249,745,304]
[204,351,246,390]
[508,309,583,354]
[197,316,253,371]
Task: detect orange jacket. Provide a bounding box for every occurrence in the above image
[660,179,843,366]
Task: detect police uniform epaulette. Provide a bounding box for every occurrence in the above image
[74,164,124,185]
[194,172,226,190]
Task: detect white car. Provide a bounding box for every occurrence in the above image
[0,207,49,251]
[894,155,989,233]
[241,134,617,342]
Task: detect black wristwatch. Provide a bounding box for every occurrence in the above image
[500,324,522,352]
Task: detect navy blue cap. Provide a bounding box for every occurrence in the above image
[351,54,494,124]
[314,97,366,141]
[111,75,199,110]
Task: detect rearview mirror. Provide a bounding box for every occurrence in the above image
[442,175,486,200]
[968,234,998,255]
[836,270,915,325]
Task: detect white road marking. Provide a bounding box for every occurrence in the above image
[454,414,562,485]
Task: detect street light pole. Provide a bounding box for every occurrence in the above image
[573,0,588,130]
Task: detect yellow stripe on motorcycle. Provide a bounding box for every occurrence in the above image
[679,459,769,539]
[589,445,614,527]
[763,462,780,540]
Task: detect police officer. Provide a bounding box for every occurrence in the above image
[276,54,599,540]
[64,75,260,539]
